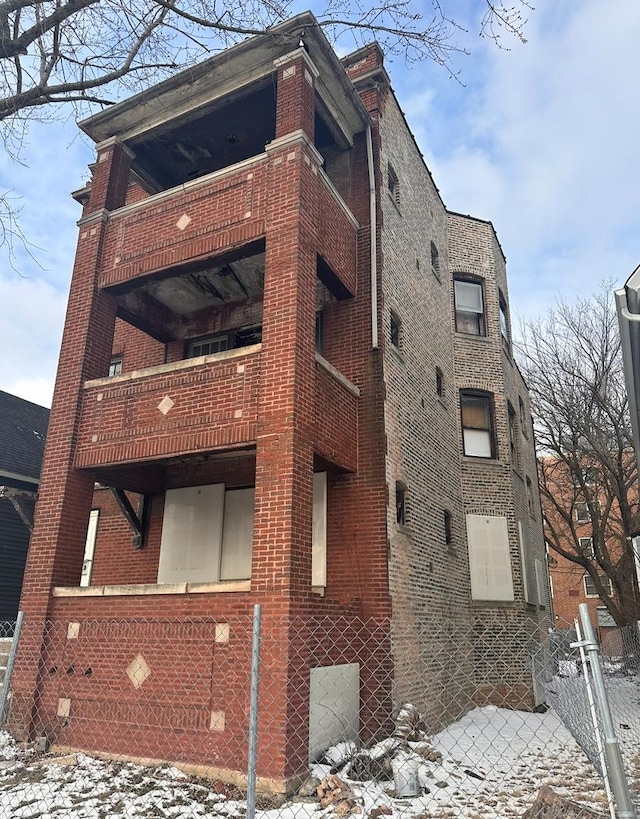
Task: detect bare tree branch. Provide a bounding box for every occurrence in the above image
[518,281,640,626]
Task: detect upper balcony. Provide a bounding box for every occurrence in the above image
[97,148,358,300]
[74,347,358,472]
[75,346,261,469]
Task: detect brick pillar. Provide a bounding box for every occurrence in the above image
[251,85,322,780]
[10,141,131,740]
[274,48,318,141]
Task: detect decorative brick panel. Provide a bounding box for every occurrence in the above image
[74,352,261,468]
[99,162,268,289]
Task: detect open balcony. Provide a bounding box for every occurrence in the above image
[75,346,261,469]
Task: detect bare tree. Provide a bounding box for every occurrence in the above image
[518,283,640,627]
[0,1,532,140]
[0,0,532,260]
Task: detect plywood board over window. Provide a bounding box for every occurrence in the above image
[312,472,327,587]
[158,484,225,584]
[158,477,326,586]
[467,514,514,602]
[220,487,254,580]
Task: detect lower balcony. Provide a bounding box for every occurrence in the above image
[75,346,261,468]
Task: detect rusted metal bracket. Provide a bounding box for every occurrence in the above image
[109,488,150,549]
[0,486,36,534]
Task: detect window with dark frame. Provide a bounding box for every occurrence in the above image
[388,163,400,207]
[436,367,444,398]
[508,403,518,467]
[499,291,510,350]
[108,357,123,377]
[444,509,453,545]
[396,483,406,526]
[188,334,230,358]
[518,397,528,438]
[583,574,612,598]
[315,311,324,355]
[454,276,486,336]
[526,476,535,517]
[430,241,440,279]
[575,502,590,523]
[390,311,401,349]
[460,390,495,458]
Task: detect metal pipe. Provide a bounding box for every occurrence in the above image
[573,618,615,818]
[246,603,262,819]
[366,124,378,350]
[578,604,637,818]
[0,610,24,729]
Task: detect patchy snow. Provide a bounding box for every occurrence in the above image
[0,699,629,818]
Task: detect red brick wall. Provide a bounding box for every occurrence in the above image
[75,351,261,468]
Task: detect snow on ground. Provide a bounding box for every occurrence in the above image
[0,703,617,819]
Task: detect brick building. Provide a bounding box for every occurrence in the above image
[13,12,548,791]
[0,391,49,623]
[541,455,635,636]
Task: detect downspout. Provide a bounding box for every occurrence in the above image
[366,124,379,350]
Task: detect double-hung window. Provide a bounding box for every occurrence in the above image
[454,276,486,336]
[460,391,495,458]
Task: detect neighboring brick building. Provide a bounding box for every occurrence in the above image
[0,391,49,623]
[541,456,633,636]
[13,12,548,790]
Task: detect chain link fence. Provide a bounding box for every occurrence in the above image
[0,612,635,818]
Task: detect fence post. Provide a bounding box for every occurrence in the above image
[574,618,616,819]
[247,603,262,819]
[578,604,637,819]
[0,611,24,729]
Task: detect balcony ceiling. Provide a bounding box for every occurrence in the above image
[146,252,265,315]
[113,248,265,340]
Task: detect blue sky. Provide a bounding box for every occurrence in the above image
[1,0,639,408]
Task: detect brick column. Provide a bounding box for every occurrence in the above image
[274,48,318,142]
[10,141,131,740]
[250,54,321,782]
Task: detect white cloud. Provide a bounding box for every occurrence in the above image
[399,0,640,316]
[0,274,68,407]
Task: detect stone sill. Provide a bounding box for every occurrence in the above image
[52,580,251,598]
[84,344,261,390]
[315,353,360,396]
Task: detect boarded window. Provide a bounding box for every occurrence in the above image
[80,509,100,587]
[312,472,327,587]
[467,514,514,602]
[158,484,226,584]
[518,520,536,605]
[219,487,254,580]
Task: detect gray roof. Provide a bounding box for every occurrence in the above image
[0,391,49,483]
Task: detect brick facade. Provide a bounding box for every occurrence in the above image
[14,12,547,790]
